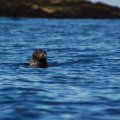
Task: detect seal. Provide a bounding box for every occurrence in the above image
[30,49,48,68]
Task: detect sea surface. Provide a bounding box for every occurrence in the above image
[0,18,120,120]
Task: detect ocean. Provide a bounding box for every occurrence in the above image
[0,18,120,120]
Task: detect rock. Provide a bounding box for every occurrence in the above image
[0,0,120,18]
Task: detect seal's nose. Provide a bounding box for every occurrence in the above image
[40,52,46,58]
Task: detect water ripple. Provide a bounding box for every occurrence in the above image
[0,18,120,120]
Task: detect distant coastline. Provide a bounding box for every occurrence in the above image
[0,0,120,18]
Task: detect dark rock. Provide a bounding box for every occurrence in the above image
[0,0,120,18]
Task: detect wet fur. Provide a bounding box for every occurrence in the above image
[30,49,48,68]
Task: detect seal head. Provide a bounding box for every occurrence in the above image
[30,49,48,68]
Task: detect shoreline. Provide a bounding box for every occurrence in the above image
[0,0,120,19]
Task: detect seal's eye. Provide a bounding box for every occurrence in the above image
[43,51,46,55]
[36,51,38,54]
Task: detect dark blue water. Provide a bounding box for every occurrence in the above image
[0,18,120,120]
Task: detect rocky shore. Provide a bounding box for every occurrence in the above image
[0,0,120,18]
